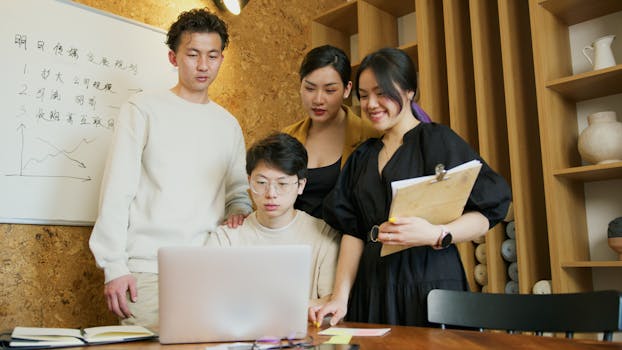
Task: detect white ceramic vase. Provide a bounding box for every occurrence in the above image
[578,111,622,165]
[532,280,552,294]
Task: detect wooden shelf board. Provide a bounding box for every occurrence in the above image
[363,0,415,17]
[553,162,622,182]
[562,261,622,268]
[313,1,358,34]
[398,42,418,68]
[539,0,622,25]
[545,64,622,101]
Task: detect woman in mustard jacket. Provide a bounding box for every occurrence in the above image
[283,45,379,219]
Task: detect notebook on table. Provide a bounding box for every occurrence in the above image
[157,245,311,344]
[8,325,155,348]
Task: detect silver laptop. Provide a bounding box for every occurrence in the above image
[158,245,311,344]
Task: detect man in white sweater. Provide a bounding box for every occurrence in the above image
[89,9,252,329]
[206,133,340,309]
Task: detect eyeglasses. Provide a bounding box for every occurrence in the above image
[250,178,300,195]
[250,335,314,349]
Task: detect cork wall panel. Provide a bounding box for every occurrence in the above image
[1,224,115,328]
[1,0,342,329]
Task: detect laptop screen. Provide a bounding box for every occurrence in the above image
[158,245,311,344]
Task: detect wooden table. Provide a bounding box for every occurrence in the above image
[65,322,622,350]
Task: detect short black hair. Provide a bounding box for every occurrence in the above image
[166,8,229,52]
[246,133,308,180]
[299,45,351,87]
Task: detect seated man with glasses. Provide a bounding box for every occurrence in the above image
[206,132,340,308]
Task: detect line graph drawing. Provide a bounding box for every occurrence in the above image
[25,137,91,170]
[5,123,94,181]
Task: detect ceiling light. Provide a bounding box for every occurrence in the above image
[213,0,249,15]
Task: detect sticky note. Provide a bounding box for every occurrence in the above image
[324,335,352,344]
[318,327,391,337]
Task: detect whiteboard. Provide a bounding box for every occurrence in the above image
[0,0,178,225]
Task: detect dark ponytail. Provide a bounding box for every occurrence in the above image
[356,47,431,123]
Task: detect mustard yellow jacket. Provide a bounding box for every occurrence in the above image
[282,105,380,168]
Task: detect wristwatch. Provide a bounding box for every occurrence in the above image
[434,226,453,249]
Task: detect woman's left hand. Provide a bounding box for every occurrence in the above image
[377,216,439,247]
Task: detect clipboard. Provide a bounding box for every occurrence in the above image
[380,159,482,257]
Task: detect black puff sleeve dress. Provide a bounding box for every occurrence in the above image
[323,122,511,326]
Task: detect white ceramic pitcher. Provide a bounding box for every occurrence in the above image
[582,34,616,70]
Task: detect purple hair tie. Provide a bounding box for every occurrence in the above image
[411,101,432,123]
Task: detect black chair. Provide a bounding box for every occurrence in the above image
[427,289,622,341]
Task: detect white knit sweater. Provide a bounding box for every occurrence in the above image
[206,210,340,301]
[90,90,252,283]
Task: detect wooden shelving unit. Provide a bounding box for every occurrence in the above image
[310,0,549,295]
[414,0,447,127]
[539,0,622,25]
[553,162,622,181]
[545,65,622,101]
[529,0,622,293]
[397,42,418,67]
[441,0,479,292]
[498,0,550,295]
[562,261,622,268]
[362,0,414,17]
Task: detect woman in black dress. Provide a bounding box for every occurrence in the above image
[309,48,511,326]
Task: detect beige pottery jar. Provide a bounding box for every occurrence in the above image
[578,111,622,164]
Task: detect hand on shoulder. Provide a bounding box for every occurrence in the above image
[223,213,249,228]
